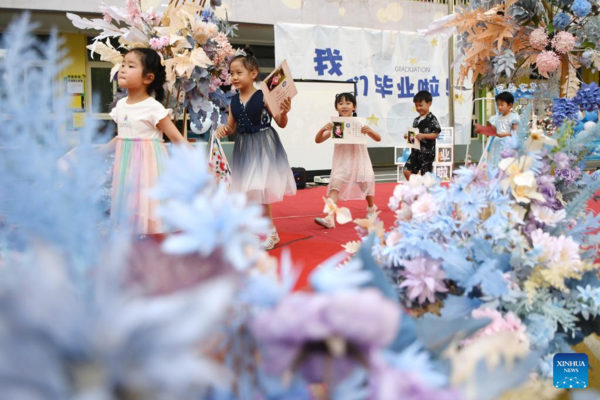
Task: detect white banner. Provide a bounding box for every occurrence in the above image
[275,23,472,147]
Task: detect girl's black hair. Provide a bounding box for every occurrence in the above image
[335,92,358,116]
[127,48,167,102]
[495,91,515,105]
[230,47,260,81]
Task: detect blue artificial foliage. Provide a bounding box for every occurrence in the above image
[440,296,483,319]
[553,12,571,30]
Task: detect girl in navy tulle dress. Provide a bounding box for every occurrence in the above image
[217,49,296,250]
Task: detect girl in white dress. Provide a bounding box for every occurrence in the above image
[314,92,381,229]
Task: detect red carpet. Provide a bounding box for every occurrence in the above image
[269,183,398,289]
[270,182,600,290]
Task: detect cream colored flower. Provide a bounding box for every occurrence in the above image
[354,212,385,240]
[531,205,566,227]
[499,156,544,204]
[342,241,362,254]
[322,197,352,227]
[164,48,213,80]
[524,130,557,152]
[510,205,527,225]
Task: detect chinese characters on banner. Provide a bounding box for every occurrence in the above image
[275,23,471,148]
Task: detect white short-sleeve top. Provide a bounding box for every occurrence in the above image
[109,97,172,140]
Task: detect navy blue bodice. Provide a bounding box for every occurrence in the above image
[231,90,272,134]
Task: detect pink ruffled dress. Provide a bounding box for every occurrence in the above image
[109,97,171,234]
[328,143,375,201]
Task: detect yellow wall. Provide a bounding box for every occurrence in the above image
[59,33,87,81]
[58,33,88,139]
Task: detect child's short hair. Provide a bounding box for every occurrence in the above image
[413,91,432,103]
[495,91,515,105]
[230,47,260,81]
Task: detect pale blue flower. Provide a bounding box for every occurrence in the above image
[0,14,111,279]
[240,249,297,308]
[310,255,373,293]
[538,354,554,379]
[575,284,600,319]
[553,12,571,31]
[525,313,556,349]
[572,0,591,17]
[382,344,448,388]
[0,249,235,399]
[160,185,270,271]
[457,187,487,219]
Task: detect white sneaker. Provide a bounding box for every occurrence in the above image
[261,231,280,250]
[314,217,334,229]
[366,205,378,219]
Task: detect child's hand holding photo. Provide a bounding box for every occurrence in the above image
[361,125,381,141]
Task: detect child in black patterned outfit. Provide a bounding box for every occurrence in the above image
[403,91,442,180]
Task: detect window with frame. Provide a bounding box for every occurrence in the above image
[86,37,120,117]
[86,37,120,138]
[0,34,56,113]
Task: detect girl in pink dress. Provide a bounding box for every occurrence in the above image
[314,92,381,229]
[105,48,187,234]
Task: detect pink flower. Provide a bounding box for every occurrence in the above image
[410,192,438,222]
[209,76,222,93]
[142,8,161,26]
[537,51,562,75]
[126,0,141,21]
[465,308,528,345]
[531,228,581,266]
[529,27,549,51]
[552,31,577,54]
[149,36,169,51]
[220,70,232,85]
[100,5,113,23]
[399,257,448,304]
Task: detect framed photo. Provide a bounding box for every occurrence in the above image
[437,126,454,146]
[436,146,453,163]
[259,60,298,117]
[405,127,420,149]
[433,163,453,182]
[397,165,406,183]
[395,146,412,165]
